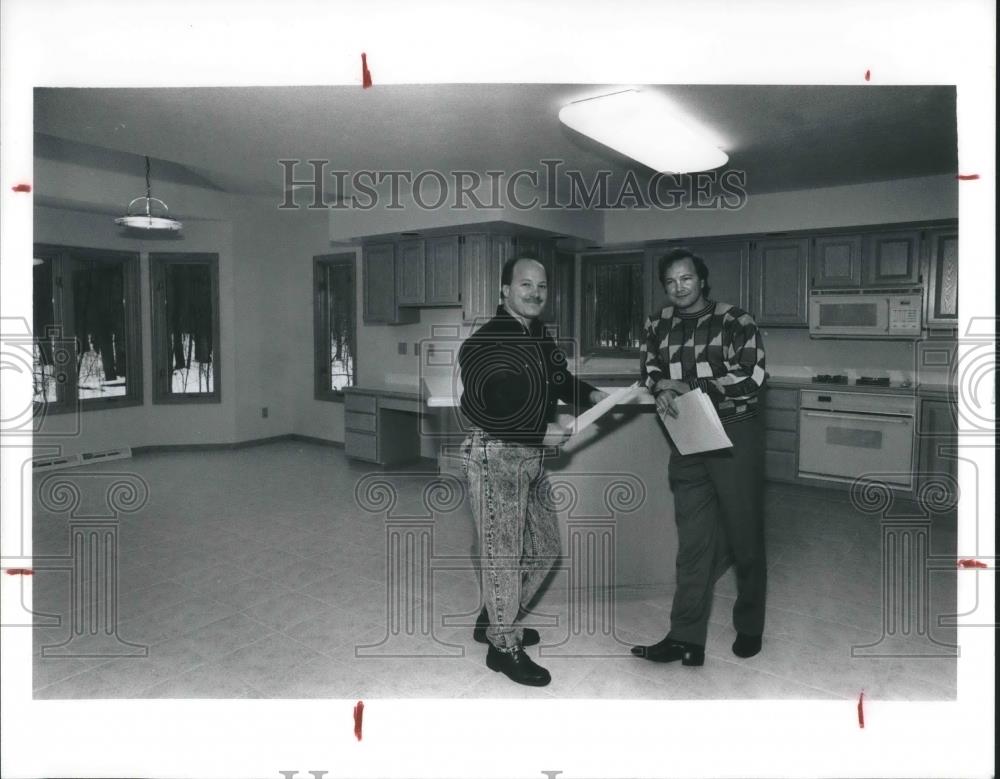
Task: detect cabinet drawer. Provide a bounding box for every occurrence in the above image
[764,388,799,410]
[345,411,377,433]
[763,408,798,432]
[765,450,797,482]
[345,394,377,414]
[345,431,378,462]
[765,429,797,452]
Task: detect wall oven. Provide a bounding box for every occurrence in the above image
[798,391,916,488]
[808,288,924,339]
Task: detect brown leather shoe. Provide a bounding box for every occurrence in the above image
[486,645,551,686]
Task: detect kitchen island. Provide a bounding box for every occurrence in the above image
[430,382,682,589]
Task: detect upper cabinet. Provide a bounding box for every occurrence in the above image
[460,233,497,324]
[811,234,863,288]
[810,228,923,290]
[363,243,418,325]
[750,238,810,326]
[925,227,959,328]
[863,229,922,287]
[395,239,426,306]
[697,241,750,313]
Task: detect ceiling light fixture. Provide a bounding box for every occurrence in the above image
[558,89,728,174]
[114,156,182,231]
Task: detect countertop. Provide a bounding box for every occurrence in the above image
[349,377,956,407]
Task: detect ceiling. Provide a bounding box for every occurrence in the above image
[34,84,958,200]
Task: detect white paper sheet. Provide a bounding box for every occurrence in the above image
[569,383,642,437]
[658,388,733,454]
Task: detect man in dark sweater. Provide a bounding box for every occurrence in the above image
[459,256,607,686]
[632,248,768,666]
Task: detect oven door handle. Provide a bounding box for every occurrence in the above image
[801,410,912,424]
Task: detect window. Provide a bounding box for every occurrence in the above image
[314,254,357,400]
[582,253,646,355]
[32,244,142,412]
[150,253,221,403]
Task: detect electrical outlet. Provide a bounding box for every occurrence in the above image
[398,342,407,355]
[261,407,269,418]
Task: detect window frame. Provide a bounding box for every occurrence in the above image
[32,243,143,414]
[149,252,222,405]
[313,252,358,402]
[581,250,647,357]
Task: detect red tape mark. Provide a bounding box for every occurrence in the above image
[361,53,373,89]
[12,183,31,193]
[857,691,865,728]
[958,558,988,568]
[6,568,35,575]
[956,174,980,180]
[353,700,364,741]
[864,69,871,81]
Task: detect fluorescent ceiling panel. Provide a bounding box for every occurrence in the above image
[559,89,728,173]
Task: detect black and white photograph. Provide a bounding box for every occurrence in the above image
[1,3,995,779]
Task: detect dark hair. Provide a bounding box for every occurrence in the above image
[657,248,711,300]
[500,254,545,294]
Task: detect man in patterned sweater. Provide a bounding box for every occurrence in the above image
[631,247,768,666]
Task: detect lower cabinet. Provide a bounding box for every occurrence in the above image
[344,391,421,466]
[916,397,959,511]
[762,386,799,483]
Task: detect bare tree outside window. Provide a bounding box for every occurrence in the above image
[314,254,357,399]
[150,253,221,403]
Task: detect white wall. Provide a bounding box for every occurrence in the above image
[603,174,958,242]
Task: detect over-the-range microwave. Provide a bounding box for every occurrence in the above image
[808,287,924,339]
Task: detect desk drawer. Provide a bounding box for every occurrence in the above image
[345,394,377,414]
[345,431,378,462]
[345,411,377,433]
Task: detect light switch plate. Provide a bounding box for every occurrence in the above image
[397,342,407,355]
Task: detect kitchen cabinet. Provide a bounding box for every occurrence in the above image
[811,234,863,288]
[460,233,497,324]
[863,229,922,287]
[363,243,418,325]
[396,235,462,307]
[395,239,425,306]
[762,386,799,483]
[916,397,959,512]
[750,238,809,326]
[924,227,959,328]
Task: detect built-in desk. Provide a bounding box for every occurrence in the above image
[343,387,423,466]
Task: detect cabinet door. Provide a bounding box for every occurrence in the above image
[864,230,922,287]
[750,238,809,326]
[812,234,863,289]
[917,399,959,512]
[460,233,496,324]
[425,235,461,305]
[363,243,396,323]
[396,239,425,306]
[697,241,750,312]
[362,243,418,325]
[925,227,959,327]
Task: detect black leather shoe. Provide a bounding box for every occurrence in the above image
[473,607,540,646]
[732,632,762,658]
[486,645,551,687]
[631,637,705,666]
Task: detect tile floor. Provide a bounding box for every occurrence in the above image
[30,440,958,699]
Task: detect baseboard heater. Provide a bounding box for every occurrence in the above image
[32,447,133,472]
